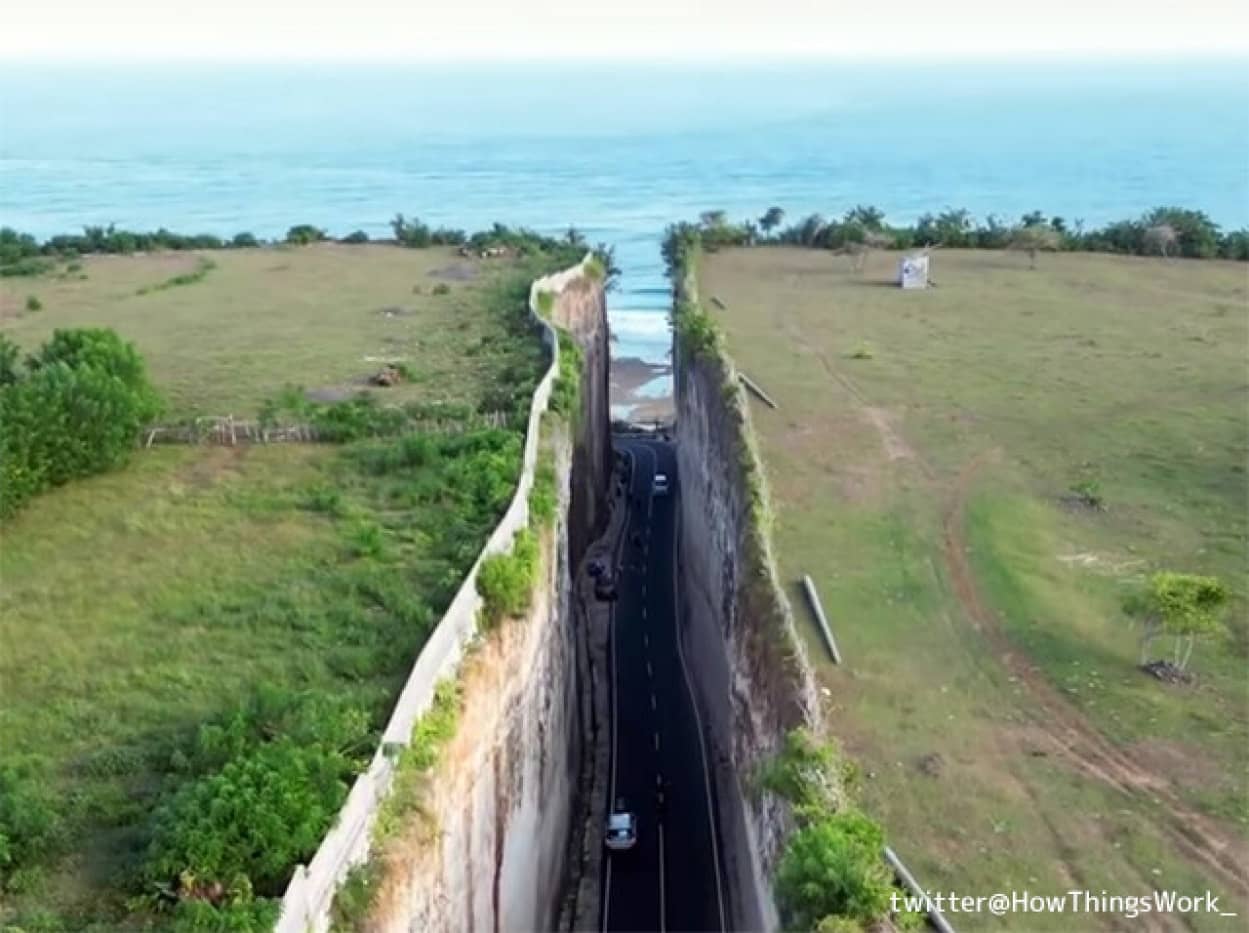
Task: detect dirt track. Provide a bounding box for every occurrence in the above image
[941,452,1249,902]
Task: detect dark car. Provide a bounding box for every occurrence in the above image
[595,573,618,601]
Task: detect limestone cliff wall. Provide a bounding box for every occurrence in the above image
[361,276,611,933]
[673,253,820,931]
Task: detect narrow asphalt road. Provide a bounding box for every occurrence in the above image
[601,437,726,933]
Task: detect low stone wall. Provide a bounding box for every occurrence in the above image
[276,256,592,933]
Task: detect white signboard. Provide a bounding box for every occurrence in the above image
[898,254,929,289]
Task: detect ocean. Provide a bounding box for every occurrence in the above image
[2,59,1246,410]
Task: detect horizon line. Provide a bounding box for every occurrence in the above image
[3,50,1247,67]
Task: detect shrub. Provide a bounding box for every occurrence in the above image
[230,232,259,248]
[0,763,62,889]
[341,230,370,244]
[303,485,343,515]
[24,295,41,312]
[432,283,451,296]
[174,687,371,778]
[347,520,386,559]
[529,453,557,526]
[0,335,20,386]
[757,729,849,819]
[285,224,326,246]
[775,811,893,929]
[170,896,279,932]
[549,331,583,417]
[144,740,353,897]
[0,256,54,277]
[477,528,538,626]
[1143,206,1220,259]
[0,227,41,265]
[848,343,874,360]
[1219,230,1249,260]
[330,862,382,930]
[1,328,163,518]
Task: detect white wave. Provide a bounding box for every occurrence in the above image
[609,308,672,340]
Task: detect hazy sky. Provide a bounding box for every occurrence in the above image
[3,0,1247,61]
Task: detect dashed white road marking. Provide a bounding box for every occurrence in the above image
[654,732,660,751]
[650,694,657,711]
[658,822,667,933]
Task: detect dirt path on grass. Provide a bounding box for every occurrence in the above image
[942,453,1249,901]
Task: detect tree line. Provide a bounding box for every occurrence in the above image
[1,219,619,281]
[679,205,1249,261]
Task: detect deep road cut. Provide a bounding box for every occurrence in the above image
[602,437,726,933]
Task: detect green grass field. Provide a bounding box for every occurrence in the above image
[0,245,553,928]
[702,247,1248,929]
[1,244,532,418]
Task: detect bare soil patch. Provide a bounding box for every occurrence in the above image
[428,262,479,281]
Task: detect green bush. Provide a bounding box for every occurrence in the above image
[432,283,451,296]
[776,811,893,929]
[329,861,381,930]
[24,295,41,312]
[757,729,849,819]
[340,230,370,244]
[0,763,62,889]
[174,688,371,778]
[529,451,557,526]
[347,520,386,559]
[0,335,18,386]
[145,739,354,897]
[230,232,259,248]
[1,256,54,277]
[303,485,343,515]
[170,896,280,932]
[285,224,326,246]
[549,331,583,417]
[0,328,163,519]
[477,528,538,626]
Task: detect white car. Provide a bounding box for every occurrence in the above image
[605,802,637,851]
[652,473,669,497]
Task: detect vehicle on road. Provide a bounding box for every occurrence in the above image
[652,473,670,496]
[595,572,618,601]
[605,800,637,850]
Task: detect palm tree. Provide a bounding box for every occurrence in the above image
[759,206,785,238]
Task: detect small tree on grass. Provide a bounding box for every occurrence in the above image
[848,230,892,274]
[759,206,786,239]
[1143,224,1179,259]
[1125,572,1227,672]
[1011,224,1063,268]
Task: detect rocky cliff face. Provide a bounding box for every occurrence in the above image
[674,283,819,931]
[548,277,612,563]
[367,278,610,933]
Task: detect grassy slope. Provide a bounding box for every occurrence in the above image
[1,244,522,418]
[0,246,548,927]
[702,247,1247,929]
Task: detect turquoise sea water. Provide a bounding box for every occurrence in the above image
[2,59,1247,371]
